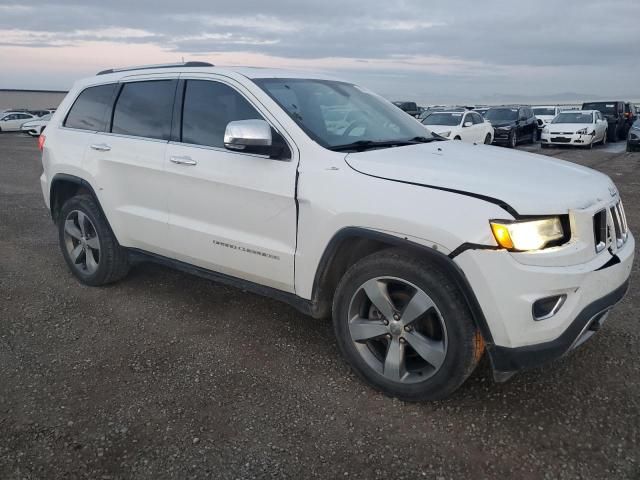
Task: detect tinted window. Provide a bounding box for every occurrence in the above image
[583,102,617,115]
[112,80,175,140]
[181,80,263,148]
[64,83,117,131]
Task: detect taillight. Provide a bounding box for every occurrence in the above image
[38,134,46,151]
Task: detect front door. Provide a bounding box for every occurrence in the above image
[165,77,298,292]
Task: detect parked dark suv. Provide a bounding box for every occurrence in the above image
[581,101,637,142]
[485,105,537,148]
[392,101,420,117]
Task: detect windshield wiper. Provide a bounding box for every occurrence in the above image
[329,136,439,152]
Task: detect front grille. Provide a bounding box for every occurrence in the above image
[593,200,629,253]
[551,137,571,143]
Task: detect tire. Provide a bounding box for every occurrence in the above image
[453,136,461,141]
[332,248,484,401]
[58,194,129,286]
[602,131,608,146]
[508,131,517,148]
[530,129,538,143]
[484,133,492,145]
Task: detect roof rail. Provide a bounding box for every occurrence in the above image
[96,61,214,76]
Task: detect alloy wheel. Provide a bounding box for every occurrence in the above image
[63,210,101,274]
[347,277,448,383]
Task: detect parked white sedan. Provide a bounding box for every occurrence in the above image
[541,110,608,149]
[20,113,52,136]
[0,111,36,132]
[421,111,494,144]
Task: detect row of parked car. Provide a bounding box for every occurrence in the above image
[394,100,639,151]
[0,108,55,136]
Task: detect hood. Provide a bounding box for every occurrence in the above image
[547,123,593,132]
[344,141,614,216]
[487,120,516,128]
[424,124,458,133]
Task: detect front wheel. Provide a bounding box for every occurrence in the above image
[484,133,492,144]
[332,249,483,401]
[509,131,517,148]
[602,130,608,145]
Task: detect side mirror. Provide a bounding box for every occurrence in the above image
[224,119,284,158]
[463,121,473,128]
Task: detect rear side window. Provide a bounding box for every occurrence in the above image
[181,80,263,148]
[111,80,176,140]
[64,83,117,131]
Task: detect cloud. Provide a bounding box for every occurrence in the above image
[0,0,638,102]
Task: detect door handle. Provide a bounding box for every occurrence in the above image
[90,143,111,152]
[170,155,197,166]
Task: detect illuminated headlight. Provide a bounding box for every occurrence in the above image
[439,131,451,138]
[490,217,565,251]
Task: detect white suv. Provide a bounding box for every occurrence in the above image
[39,62,634,401]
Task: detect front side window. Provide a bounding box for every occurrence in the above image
[64,83,117,131]
[111,80,176,140]
[181,80,263,148]
[471,112,484,124]
[255,78,433,150]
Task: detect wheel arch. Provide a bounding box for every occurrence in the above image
[49,174,111,229]
[310,227,494,345]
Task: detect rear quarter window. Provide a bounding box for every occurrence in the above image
[64,83,117,131]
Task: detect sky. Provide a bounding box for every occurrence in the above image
[0,0,638,104]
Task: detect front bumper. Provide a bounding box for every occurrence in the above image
[541,131,595,146]
[455,233,634,373]
[488,278,628,373]
[492,129,512,144]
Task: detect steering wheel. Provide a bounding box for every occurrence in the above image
[342,121,368,137]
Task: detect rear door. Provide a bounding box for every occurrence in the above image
[83,76,177,254]
[164,76,298,292]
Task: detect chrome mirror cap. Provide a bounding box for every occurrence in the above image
[224,119,272,151]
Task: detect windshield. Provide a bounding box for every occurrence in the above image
[533,107,556,116]
[421,112,463,126]
[485,108,518,122]
[254,78,433,150]
[583,102,616,114]
[552,112,593,124]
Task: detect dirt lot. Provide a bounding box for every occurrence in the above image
[1,133,639,479]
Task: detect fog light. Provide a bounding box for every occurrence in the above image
[532,294,566,321]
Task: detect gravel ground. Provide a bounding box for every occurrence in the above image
[1,133,639,479]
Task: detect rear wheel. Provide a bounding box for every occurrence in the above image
[58,195,129,286]
[332,249,483,401]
